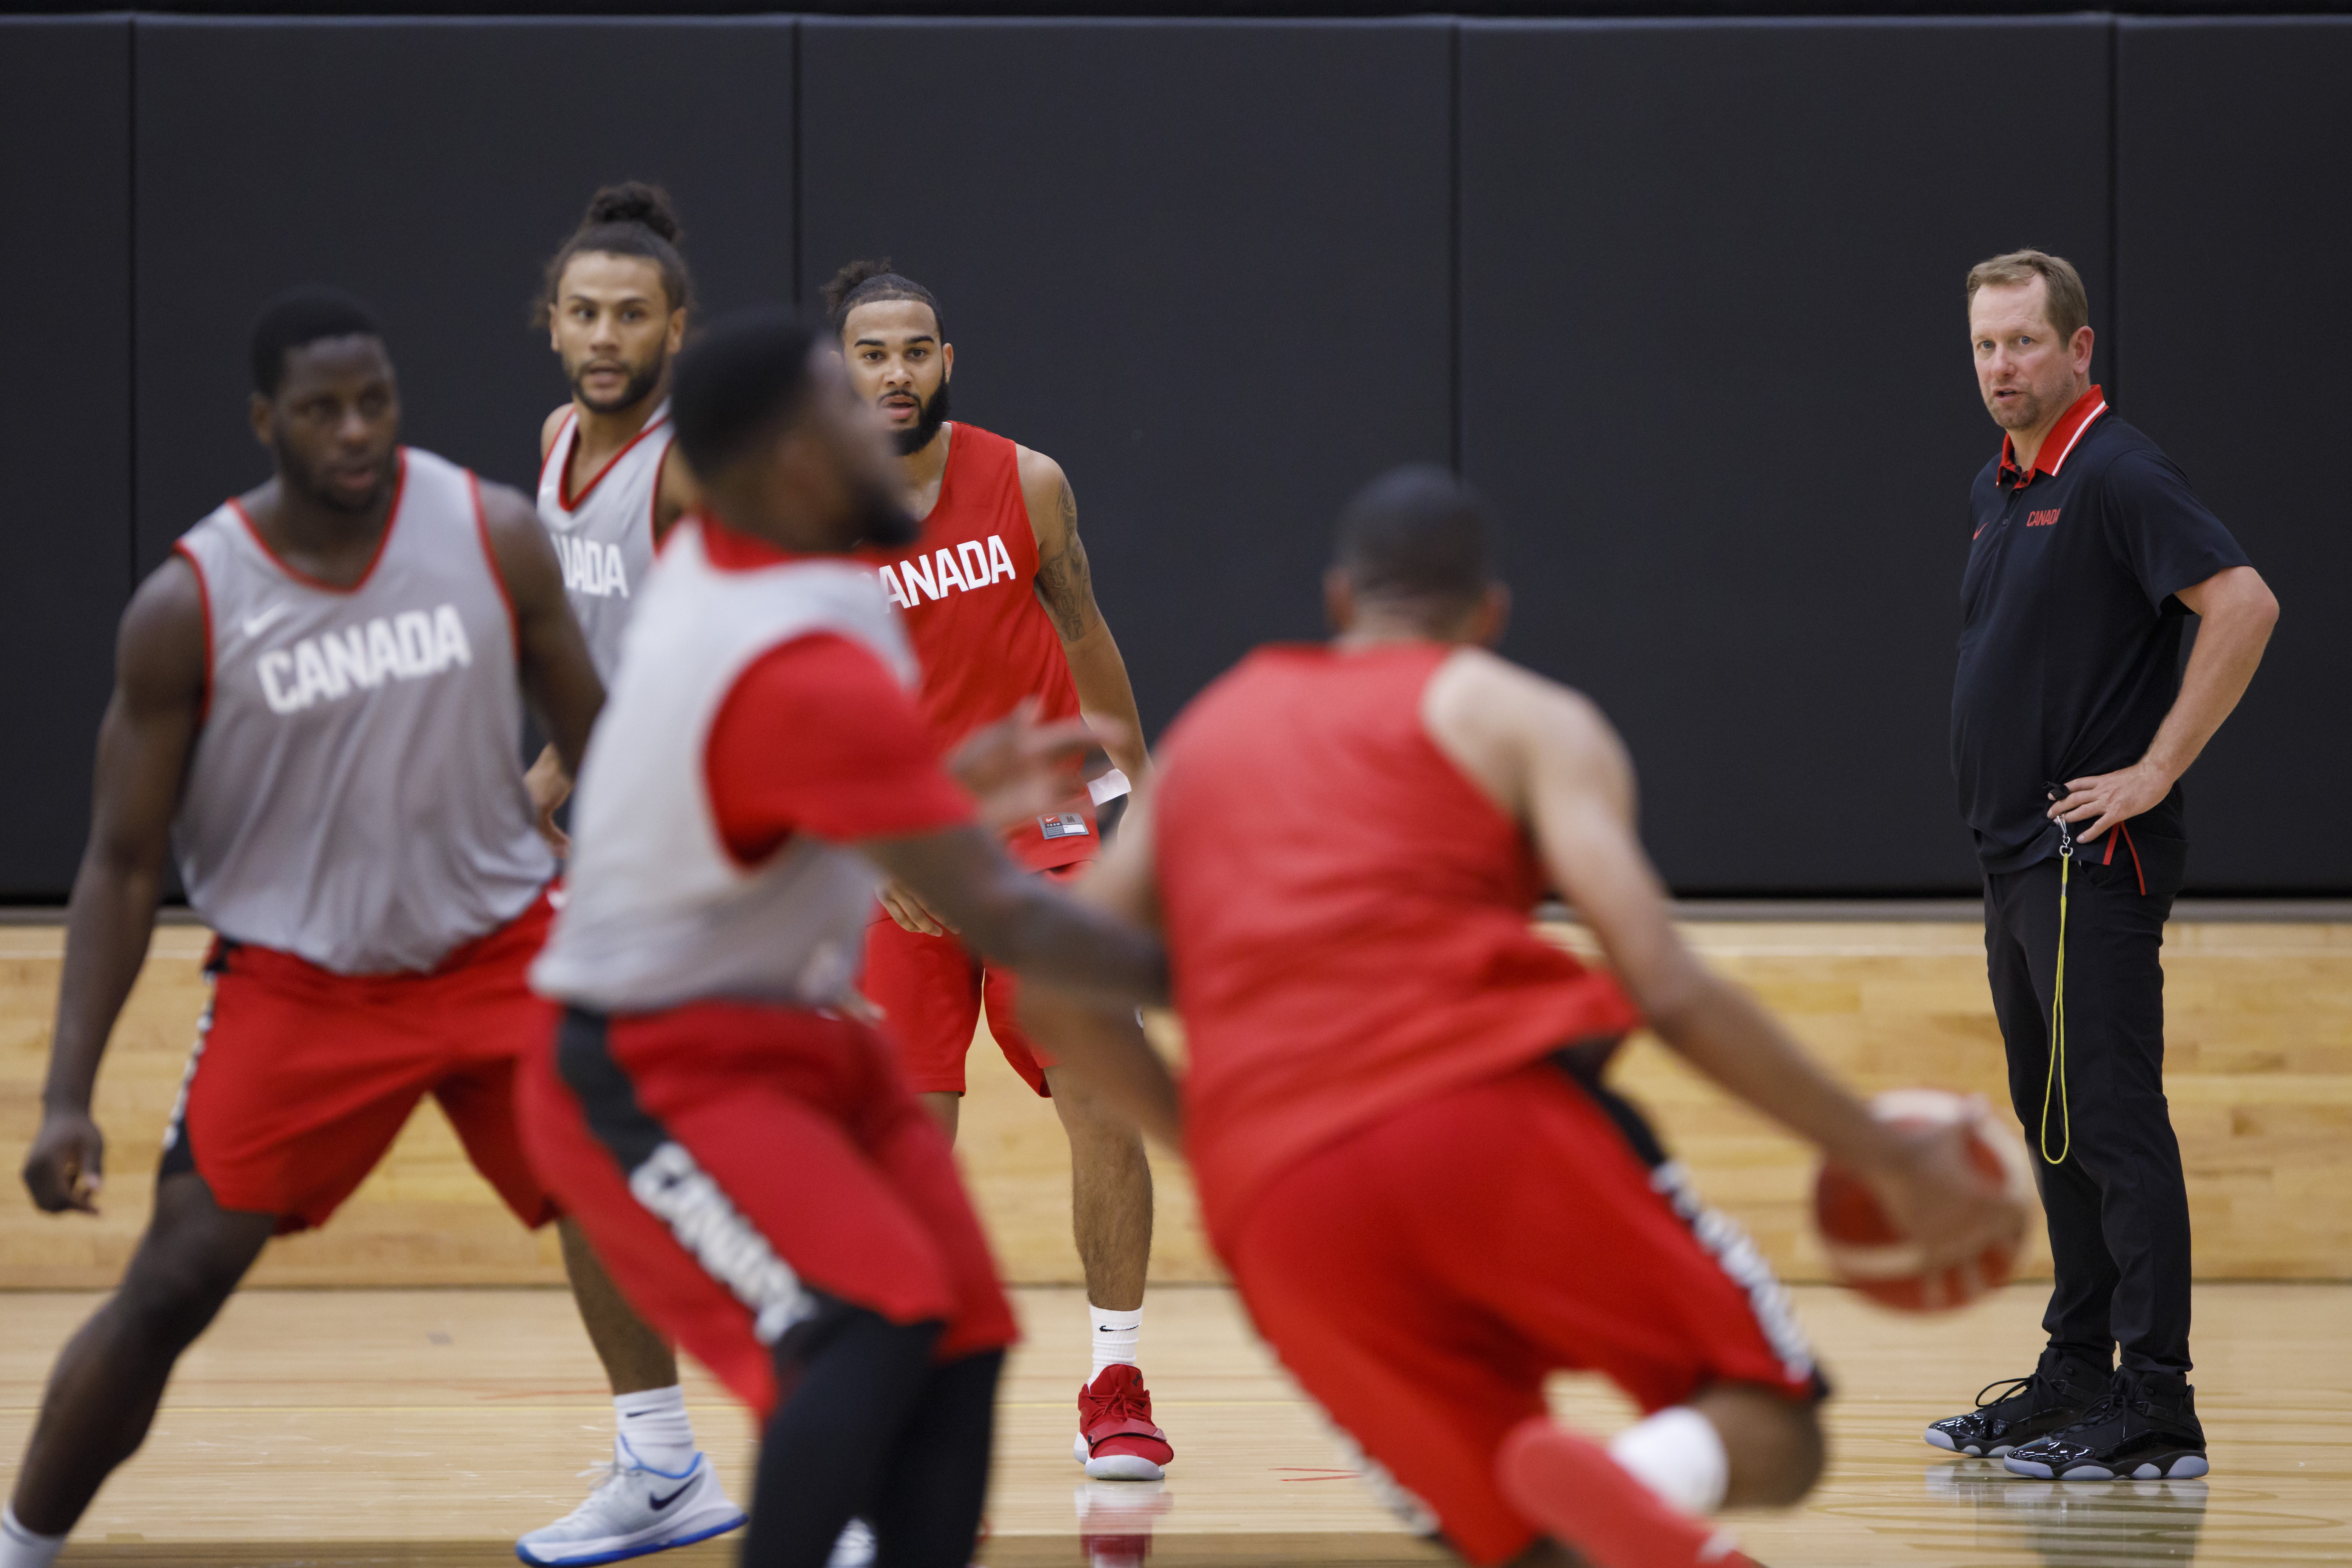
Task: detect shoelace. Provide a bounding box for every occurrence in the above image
[1973,1373,2038,1410]
[1082,1380,1154,1429]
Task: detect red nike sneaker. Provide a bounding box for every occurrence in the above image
[1497,1419,1757,1568]
[1074,1364,1176,1480]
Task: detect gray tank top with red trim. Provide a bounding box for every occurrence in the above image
[535,402,670,685]
[171,447,553,974]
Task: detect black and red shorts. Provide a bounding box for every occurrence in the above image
[1218,1056,1824,1566]
[161,893,560,1233]
[518,1001,1018,1418]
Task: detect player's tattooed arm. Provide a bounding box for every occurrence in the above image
[478,482,604,776]
[1019,448,1152,785]
[28,559,207,1213]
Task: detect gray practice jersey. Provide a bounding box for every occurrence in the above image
[532,524,912,1014]
[535,402,671,685]
[171,447,554,974]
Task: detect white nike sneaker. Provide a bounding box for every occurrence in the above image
[515,1448,746,1565]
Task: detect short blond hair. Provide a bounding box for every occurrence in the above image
[1967,249,2090,342]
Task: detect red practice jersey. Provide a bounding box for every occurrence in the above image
[859,424,1090,871]
[1151,641,1645,1238]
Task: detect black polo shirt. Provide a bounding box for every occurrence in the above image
[1951,385,2249,875]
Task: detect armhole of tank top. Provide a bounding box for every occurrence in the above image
[467,470,521,660]
[171,540,214,727]
[647,436,673,548]
[541,407,576,494]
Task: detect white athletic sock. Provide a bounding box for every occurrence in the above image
[1088,1303,1143,1383]
[1607,1406,1729,1516]
[613,1384,698,1477]
[0,1505,65,1568]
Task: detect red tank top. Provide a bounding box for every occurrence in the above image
[859,424,1088,870]
[1152,641,1643,1238]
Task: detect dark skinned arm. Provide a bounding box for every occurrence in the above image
[24,560,208,1213]
[1014,791,1184,1147]
[857,825,1167,1013]
[1019,449,1151,786]
[480,481,603,774]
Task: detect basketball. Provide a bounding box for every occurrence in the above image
[1815,1089,2035,1313]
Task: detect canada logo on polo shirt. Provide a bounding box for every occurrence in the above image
[2027,509,2062,528]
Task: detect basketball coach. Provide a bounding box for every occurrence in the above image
[1928,250,2277,1483]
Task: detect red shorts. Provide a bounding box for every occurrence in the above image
[862,862,1086,1098]
[1219,1060,1820,1567]
[518,1001,1018,1419]
[163,893,559,1234]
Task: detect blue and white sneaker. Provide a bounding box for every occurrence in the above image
[516,1446,746,1565]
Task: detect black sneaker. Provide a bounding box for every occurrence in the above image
[1924,1346,2111,1457]
[2003,1369,2210,1481]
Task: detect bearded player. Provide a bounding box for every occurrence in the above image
[0,290,748,1567]
[515,186,752,1564]
[518,305,1169,1567]
[825,260,1170,1480]
[1021,469,2026,1568]
[524,182,701,847]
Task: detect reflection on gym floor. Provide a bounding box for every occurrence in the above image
[1926,1460,2209,1566]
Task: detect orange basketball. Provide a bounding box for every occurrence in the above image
[1814,1089,2033,1313]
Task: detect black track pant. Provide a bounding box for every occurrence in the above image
[1983,827,2192,1375]
[741,1305,1003,1568]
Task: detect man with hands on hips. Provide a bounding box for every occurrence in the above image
[1932,248,2277,1483]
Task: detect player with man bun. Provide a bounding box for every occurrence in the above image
[524,182,702,848]
[515,183,749,1567]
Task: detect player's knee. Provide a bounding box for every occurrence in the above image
[114,1249,242,1350]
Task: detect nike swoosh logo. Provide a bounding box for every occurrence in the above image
[649,1483,689,1511]
[241,604,292,638]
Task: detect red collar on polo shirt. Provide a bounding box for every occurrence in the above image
[1997,384,2108,490]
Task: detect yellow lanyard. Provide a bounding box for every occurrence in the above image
[2041,826,2073,1165]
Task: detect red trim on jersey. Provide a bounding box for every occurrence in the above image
[538,407,577,490]
[556,408,673,513]
[171,541,215,727]
[704,632,973,867]
[468,469,521,660]
[227,450,408,594]
[1997,385,2108,489]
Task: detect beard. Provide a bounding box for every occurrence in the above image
[892,379,951,456]
[571,351,668,416]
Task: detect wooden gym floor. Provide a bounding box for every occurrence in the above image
[4,911,2350,1562]
[4,1280,2348,1566]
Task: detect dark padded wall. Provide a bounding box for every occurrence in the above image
[0,21,132,898]
[1,15,2343,900]
[133,18,797,572]
[2116,19,2352,893]
[799,19,1453,736]
[1460,19,2113,894]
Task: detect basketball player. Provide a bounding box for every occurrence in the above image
[516,186,748,1564]
[1,291,739,1568]
[518,307,1170,1568]
[1020,468,2027,1568]
[825,260,1172,1481]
